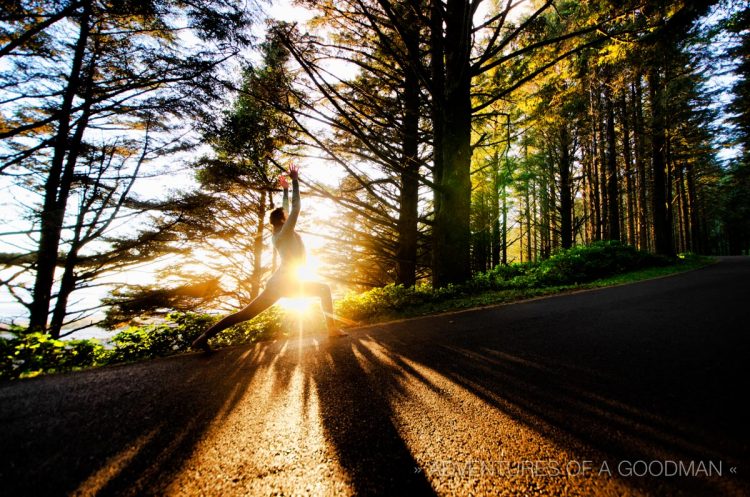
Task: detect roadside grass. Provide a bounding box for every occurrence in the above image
[357,254,713,324]
[0,244,713,381]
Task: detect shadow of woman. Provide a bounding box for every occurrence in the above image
[306,337,437,497]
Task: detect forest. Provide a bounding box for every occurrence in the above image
[1,0,749,341]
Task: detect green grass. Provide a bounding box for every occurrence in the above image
[0,245,713,381]
[348,255,714,325]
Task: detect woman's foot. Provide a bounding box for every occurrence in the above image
[327,329,348,338]
[191,334,212,353]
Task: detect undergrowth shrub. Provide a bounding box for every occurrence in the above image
[336,241,670,322]
[0,330,107,380]
[0,310,283,380]
[1,242,676,380]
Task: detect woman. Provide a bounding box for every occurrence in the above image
[192,165,345,352]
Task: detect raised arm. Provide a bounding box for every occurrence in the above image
[276,166,300,239]
[279,174,290,212]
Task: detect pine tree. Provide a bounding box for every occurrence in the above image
[0,0,253,334]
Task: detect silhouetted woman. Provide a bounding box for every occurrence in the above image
[192,165,345,352]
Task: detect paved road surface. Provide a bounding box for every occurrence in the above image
[1,257,748,496]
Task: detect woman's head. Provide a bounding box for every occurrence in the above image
[270,207,286,229]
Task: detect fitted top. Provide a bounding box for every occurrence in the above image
[272,178,306,273]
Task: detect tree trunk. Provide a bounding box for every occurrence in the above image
[589,86,602,241]
[648,66,672,255]
[665,127,675,251]
[524,153,532,261]
[677,164,691,252]
[605,84,621,241]
[429,0,444,217]
[29,1,91,331]
[491,148,500,267]
[50,209,87,338]
[620,91,636,245]
[633,76,650,251]
[396,143,419,286]
[432,0,472,287]
[596,88,609,239]
[49,45,99,338]
[501,171,508,265]
[531,174,538,260]
[251,190,267,299]
[396,13,420,287]
[549,158,558,250]
[685,162,701,253]
[559,126,573,249]
[582,154,591,245]
[541,165,551,258]
[582,141,595,244]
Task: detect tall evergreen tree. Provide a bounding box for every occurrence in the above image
[0,0,253,334]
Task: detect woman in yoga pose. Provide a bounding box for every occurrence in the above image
[192,165,345,352]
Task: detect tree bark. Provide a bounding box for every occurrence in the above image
[582,153,591,245]
[251,190,267,299]
[685,161,701,253]
[589,85,602,241]
[633,75,650,251]
[396,7,420,287]
[431,0,472,287]
[620,91,636,245]
[559,126,573,249]
[49,40,99,338]
[429,0,445,215]
[605,83,621,241]
[677,163,691,252]
[540,162,551,258]
[549,156,558,250]
[29,1,91,331]
[501,169,508,265]
[491,148,501,267]
[524,149,532,261]
[648,66,673,255]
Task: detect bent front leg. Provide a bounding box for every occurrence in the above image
[198,287,281,343]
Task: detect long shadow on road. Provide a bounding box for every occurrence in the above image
[306,339,437,497]
[0,258,748,496]
[340,258,749,496]
[0,337,437,497]
[0,347,263,496]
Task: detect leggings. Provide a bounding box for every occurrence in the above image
[199,276,335,340]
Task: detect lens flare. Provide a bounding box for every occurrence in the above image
[277,297,314,313]
[276,257,321,314]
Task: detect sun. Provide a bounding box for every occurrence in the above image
[275,256,321,314]
[276,297,315,313]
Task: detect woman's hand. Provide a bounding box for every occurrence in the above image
[288,164,300,180]
[278,175,289,190]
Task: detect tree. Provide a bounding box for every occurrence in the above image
[282,0,635,285]
[272,6,431,287]
[0,0,253,335]
[719,2,750,254]
[102,33,298,325]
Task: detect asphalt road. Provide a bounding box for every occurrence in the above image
[1,257,748,497]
